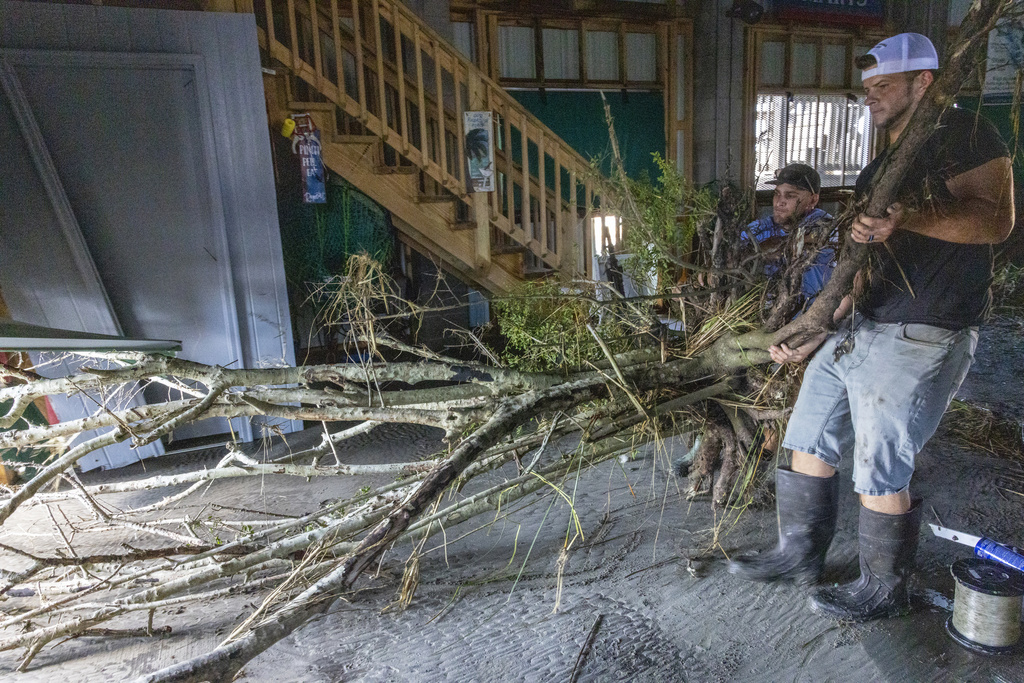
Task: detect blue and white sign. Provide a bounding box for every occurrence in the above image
[776,0,884,26]
[291,113,327,204]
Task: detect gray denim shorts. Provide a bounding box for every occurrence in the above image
[782,314,978,496]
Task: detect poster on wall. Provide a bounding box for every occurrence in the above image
[984,19,1024,105]
[463,111,495,193]
[290,113,327,203]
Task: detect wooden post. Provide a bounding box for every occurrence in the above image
[537,131,547,258]
[468,70,490,269]
[414,25,429,166]
[569,167,579,276]
[310,0,323,87]
[371,0,388,141]
[394,14,410,154]
[553,144,562,266]
[330,0,346,102]
[287,0,300,71]
[434,42,448,179]
[352,0,367,122]
[502,98,513,231]
[520,113,531,252]
[487,87,499,221]
[263,0,276,46]
[454,62,466,189]
[585,179,594,279]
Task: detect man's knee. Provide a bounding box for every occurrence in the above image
[791,450,836,478]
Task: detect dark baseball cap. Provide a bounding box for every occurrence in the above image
[767,163,820,194]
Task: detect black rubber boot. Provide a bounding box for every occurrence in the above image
[809,499,923,621]
[728,468,839,586]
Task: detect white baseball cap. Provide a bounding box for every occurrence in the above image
[859,33,938,81]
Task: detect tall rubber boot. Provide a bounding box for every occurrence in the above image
[809,499,923,621]
[728,468,839,586]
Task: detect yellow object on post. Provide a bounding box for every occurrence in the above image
[280,117,296,138]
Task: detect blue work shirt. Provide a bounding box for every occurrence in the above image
[743,208,835,305]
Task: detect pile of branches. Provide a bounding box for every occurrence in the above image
[0,2,1012,680]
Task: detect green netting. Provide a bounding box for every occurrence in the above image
[281,175,394,288]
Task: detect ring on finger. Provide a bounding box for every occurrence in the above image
[868,234,874,242]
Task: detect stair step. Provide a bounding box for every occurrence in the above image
[451,221,476,231]
[288,100,335,112]
[374,165,418,175]
[492,244,529,255]
[416,194,456,203]
[333,134,379,145]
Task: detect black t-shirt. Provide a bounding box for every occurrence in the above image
[855,106,1010,329]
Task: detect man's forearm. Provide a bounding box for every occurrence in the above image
[901,197,1014,244]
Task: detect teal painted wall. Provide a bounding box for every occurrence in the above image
[508,90,666,182]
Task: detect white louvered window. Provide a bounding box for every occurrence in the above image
[755,94,874,189]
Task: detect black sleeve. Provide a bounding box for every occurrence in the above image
[935,107,1010,180]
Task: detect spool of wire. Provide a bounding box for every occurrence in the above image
[946,558,1024,654]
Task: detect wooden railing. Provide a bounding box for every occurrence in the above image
[237,0,600,276]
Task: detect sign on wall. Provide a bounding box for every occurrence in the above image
[775,0,884,27]
[984,19,1024,104]
[463,111,495,193]
[290,113,327,203]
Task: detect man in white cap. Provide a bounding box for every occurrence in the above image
[729,33,1015,621]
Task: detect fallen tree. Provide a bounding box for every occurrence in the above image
[0,2,1015,679]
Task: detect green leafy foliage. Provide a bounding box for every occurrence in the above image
[493,280,632,373]
[621,153,717,294]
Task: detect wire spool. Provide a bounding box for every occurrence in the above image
[946,558,1024,654]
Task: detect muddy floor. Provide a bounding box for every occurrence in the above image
[1,319,1023,682]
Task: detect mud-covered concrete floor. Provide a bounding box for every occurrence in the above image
[1,319,1023,682]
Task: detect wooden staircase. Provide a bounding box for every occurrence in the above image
[237,0,603,294]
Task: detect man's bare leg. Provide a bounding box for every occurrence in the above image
[860,490,910,514]
[791,450,836,478]
[792,449,911,514]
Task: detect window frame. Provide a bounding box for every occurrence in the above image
[490,17,663,91]
[744,26,887,196]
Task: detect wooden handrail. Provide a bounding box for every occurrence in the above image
[244,0,600,275]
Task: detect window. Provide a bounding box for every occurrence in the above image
[495,21,659,88]
[625,32,657,82]
[543,28,580,80]
[755,94,873,189]
[587,31,619,81]
[751,31,882,190]
[452,21,476,61]
[499,25,536,79]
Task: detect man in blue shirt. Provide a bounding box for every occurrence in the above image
[746,163,834,311]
